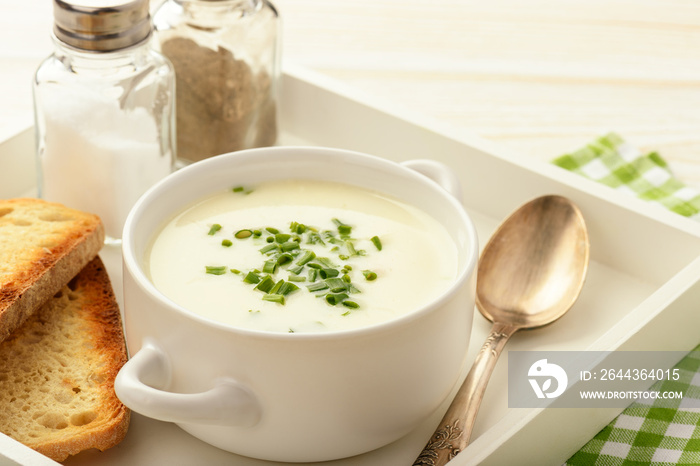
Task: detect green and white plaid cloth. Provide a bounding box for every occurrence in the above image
[566,347,700,466]
[552,133,700,221]
[554,134,700,465]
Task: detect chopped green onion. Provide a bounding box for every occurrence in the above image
[269,279,284,294]
[232,186,245,193]
[278,281,300,296]
[332,218,352,235]
[327,237,344,246]
[223,218,381,307]
[262,294,285,304]
[317,257,336,268]
[296,250,316,266]
[275,233,291,243]
[205,265,227,275]
[259,243,278,255]
[342,300,359,309]
[243,271,261,284]
[325,293,348,306]
[307,281,329,292]
[221,239,233,247]
[262,260,278,274]
[347,283,362,294]
[290,222,306,234]
[230,268,241,274]
[325,277,347,293]
[362,270,377,281]
[308,268,318,282]
[341,311,351,316]
[319,268,340,279]
[307,232,324,245]
[208,224,222,235]
[345,241,357,256]
[276,253,294,266]
[280,241,300,252]
[255,275,275,292]
[234,229,253,239]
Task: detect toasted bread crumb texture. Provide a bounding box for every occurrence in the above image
[0,257,130,462]
[0,198,105,342]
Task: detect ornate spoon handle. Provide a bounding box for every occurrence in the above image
[413,322,518,466]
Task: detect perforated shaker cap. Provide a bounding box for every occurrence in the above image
[53,0,152,51]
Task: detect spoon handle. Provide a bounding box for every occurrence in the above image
[413,322,518,466]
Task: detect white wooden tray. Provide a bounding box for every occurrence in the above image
[2,64,700,465]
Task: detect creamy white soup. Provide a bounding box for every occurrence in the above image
[146,179,459,333]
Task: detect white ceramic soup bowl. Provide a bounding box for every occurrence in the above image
[115,146,478,462]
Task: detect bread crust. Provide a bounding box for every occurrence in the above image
[0,198,105,343]
[0,256,130,462]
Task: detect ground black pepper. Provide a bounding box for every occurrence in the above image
[161,37,277,163]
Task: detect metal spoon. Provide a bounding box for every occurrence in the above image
[413,195,590,466]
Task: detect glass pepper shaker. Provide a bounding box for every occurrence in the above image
[33,0,176,244]
[153,0,280,165]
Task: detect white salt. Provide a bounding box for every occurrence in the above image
[40,89,172,241]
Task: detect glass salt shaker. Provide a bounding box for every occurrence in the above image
[153,0,280,165]
[33,0,176,244]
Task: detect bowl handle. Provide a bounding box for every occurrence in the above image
[114,340,261,427]
[401,159,463,201]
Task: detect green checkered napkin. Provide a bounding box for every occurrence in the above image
[555,135,700,465]
[552,133,700,221]
[565,348,700,466]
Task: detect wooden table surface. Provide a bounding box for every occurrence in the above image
[1,0,699,188]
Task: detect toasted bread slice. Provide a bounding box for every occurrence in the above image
[0,198,104,343]
[0,256,129,462]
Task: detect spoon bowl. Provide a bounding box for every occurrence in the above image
[477,195,590,328]
[414,195,589,465]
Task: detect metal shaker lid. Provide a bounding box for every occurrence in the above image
[53,0,152,52]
